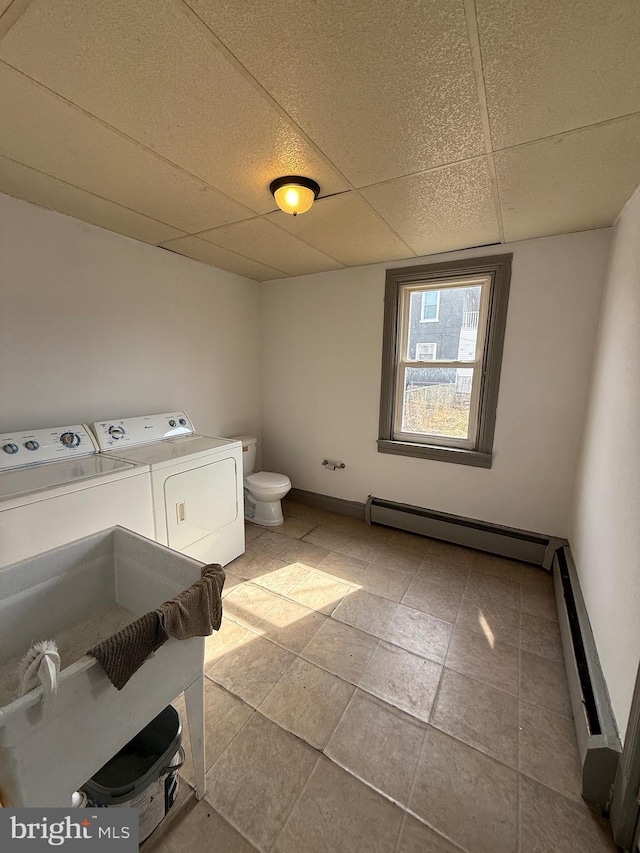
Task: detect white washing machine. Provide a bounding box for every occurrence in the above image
[91,412,244,567]
[0,423,154,568]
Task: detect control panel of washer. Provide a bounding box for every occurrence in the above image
[91,412,194,451]
[0,424,99,470]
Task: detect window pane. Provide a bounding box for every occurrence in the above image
[408,285,482,361]
[401,367,474,439]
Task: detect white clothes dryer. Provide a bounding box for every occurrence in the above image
[92,413,244,567]
[0,423,154,568]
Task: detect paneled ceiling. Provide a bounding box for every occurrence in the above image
[1,0,639,281]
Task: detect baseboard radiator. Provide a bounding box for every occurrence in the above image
[365,496,562,567]
[553,545,621,809]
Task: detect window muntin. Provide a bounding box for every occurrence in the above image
[394,278,490,449]
[378,254,512,468]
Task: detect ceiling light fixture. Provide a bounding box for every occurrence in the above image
[270,175,320,216]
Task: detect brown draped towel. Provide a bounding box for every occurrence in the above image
[88,564,225,690]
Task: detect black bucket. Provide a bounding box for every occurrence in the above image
[82,705,184,842]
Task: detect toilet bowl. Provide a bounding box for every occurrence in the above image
[233,436,291,527]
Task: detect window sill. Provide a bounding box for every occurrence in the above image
[377,439,492,468]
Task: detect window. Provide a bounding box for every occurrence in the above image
[420,290,440,322]
[415,342,437,360]
[378,254,512,468]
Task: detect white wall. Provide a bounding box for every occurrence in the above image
[571,187,640,741]
[260,229,611,537]
[0,193,261,439]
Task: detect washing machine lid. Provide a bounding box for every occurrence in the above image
[0,455,141,503]
[103,434,241,470]
[245,471,291,489]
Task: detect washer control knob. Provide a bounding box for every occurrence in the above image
[168,419,176,428]
[179,418,187,426]
[108,426,125,440]
[24,440,40,451]
[60,431,81,448]
[3,443,19,454]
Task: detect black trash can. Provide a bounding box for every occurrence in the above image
[82,705,184,843]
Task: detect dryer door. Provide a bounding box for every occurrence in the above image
[164,457,238,552]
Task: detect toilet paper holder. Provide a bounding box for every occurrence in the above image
[322,459,345,470]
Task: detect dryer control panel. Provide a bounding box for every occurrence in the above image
[0,425,98,470]
[92,412,194,451]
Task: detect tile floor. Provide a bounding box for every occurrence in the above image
[147,501,619,853]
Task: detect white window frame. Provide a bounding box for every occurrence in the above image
[420,290,440,322]
[414,342,437,361]
[378,255,512,468]
[394,278,490,449]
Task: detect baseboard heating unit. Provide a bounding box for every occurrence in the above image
[365,496,563,567]
[553,545,621,809]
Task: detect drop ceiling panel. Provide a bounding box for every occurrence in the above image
[0,62,252,233]
[160,236,287,281]
[496,115,640,243]
[477,0,640,149]
[361,158,500,256]
[0,0,348,212]
[198,218,343,277]
[266,193,413,267]
[188,0,485,187]
[0,156,184,245]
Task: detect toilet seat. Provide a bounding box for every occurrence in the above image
[244,471,291,492]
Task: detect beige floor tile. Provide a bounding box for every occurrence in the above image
[520,774,617,853]
[520,611,563,661]
[521,571,558,622]
[301,618,378,683]
[244,523,264,544]
[430,668,518,767]
[316,551,369,584]
[158,798,259,853]
[396,816,465,853]
[464,570,521,612]
[282,500,332,524]
[222,571,243,596]
[520,650,572,719]
[226,550,287,582]
[303,526,353,552]
[332,589,397,637]
[260,657,355,748]
[273,756,403,853]
[402,574,465,622]
[279,539,330,568]
[254,597,325,653]
[223,583,283,630]
[382,604,452,662]
[274,516,318,539]
[250,561,312,596]
[410,727,518,853]
[519,701,582,801]
[287,571,355,615]
[456,593,520,647]
[204,617,252,668]
[446,626,519,696]
[371,545,423,573]
[359,641,442,722]
[206,714,317,852]
[357,562,415,602]
[416,560,470,586]
[471,552,524,583]
[326,689,426,804]
[339,536,385,563]
[247,529,298,557]
[172,680,253,785]
[207,634,295,707]
[387,529,434,555]
[423,540,476,568]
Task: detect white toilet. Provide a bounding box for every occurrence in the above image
[234,436,291,527]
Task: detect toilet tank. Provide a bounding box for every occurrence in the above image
[232,436,257,476]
